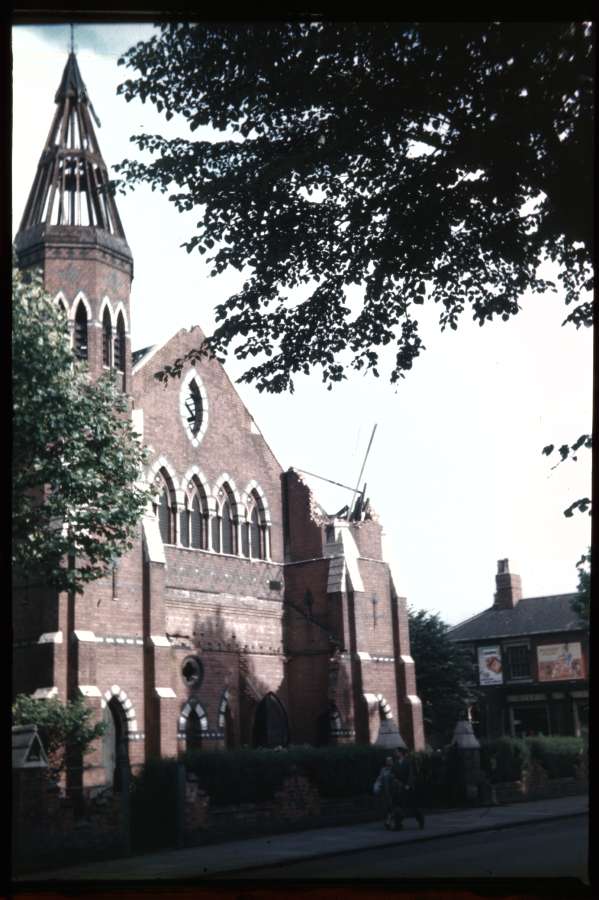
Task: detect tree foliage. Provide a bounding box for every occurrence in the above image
[115,21,592,393]
[542,436,592,517]
[571,548,590,626]
[408,608,478,747]
[12,694,106,774]
[12,263,150,594]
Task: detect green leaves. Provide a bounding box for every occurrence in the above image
[408,607,480,747]
[115,22,592,393]
[12,264,151,594]
[12,694,107,774]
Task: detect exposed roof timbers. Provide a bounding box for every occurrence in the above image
[18,52,127,239]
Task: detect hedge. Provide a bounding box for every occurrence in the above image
[525,736,584,779]
[480,737,531,783]
[130,758,180,851]
[183,744,389,804]
[479,735,584,783]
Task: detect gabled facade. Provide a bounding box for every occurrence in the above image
[448,560,589,740]
[13,52,424,789]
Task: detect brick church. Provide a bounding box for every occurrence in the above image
[13,51,424,787]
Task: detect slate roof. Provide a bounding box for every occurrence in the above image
[132,345,155,367]
[448,593,581,642]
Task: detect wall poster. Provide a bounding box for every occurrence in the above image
[537,643,584,682]
[478,645,503,685]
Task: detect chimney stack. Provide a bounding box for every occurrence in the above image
[493,559,522,610]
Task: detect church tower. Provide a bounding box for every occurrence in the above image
[14,50,133,392]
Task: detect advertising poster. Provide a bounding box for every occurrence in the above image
[478,645,503,684]
[537,643,584,682]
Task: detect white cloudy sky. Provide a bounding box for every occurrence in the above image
[12,23,593,625]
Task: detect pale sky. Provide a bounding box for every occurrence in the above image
[12,23,593,626]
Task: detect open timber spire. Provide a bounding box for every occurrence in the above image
[18,51,126,238]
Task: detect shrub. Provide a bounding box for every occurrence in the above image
[525,736,584,779]
[412,749,453,807]
[480,737,530,783]
[183,744,389,805]
[12,693,106,775]
[130,758,180,852]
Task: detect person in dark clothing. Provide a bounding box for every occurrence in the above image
[388,747,425,830]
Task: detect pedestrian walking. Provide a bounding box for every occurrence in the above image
[389,747,425,830]
[373,755,396,829]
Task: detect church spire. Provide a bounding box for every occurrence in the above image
[18,50,125,238]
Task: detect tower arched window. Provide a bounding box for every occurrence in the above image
[74,301,88,360]
[102,307,113,367]
[114,312,126,373]
[153,468,177,545]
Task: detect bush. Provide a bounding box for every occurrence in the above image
[412,749,453,807]
[183,744,389,805]
[130,758,180,852]
[480,737,530,783]
[525,736,584,779]
[12,693,106,775]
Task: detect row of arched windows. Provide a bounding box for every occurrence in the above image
[56,296,126,371]
[153,468,270,560]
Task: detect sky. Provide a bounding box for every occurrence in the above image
[12,23,593,626]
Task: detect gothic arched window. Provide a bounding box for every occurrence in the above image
[221,497,234,555]
[102,306,112,367]
[154,468,177,545]
[248,489,268,560]
[115,312,126,373]
[214,482,236,555]
[74,301,88,360]
[180,480,208,550]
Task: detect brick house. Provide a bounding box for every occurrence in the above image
[448,560,589,740]
[13,51,424,789]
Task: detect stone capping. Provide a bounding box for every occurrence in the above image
[73,630,96,643]
[399,654,415,665]
[356,651,372,661]
[142,515,166,565]
[405,694,422,706]
[149,635,171,647]
[78,685,102,698]
[32,687,58,699]
[155,687,177,699]
[37,631,63,644]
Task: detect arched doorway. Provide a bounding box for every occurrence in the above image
[252,693,289,748]
[185,708,203,752]
[103,697,130,791]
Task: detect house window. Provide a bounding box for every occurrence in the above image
[506,644,531,680]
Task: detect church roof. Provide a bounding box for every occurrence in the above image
[448,593,582,642]
[132,345,156,367]
[17,51,127,240]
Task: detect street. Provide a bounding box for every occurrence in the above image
[217,815,588,881]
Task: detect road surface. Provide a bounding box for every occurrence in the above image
[217,815,588,881]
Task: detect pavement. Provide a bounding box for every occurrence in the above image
[16,793,588,882]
